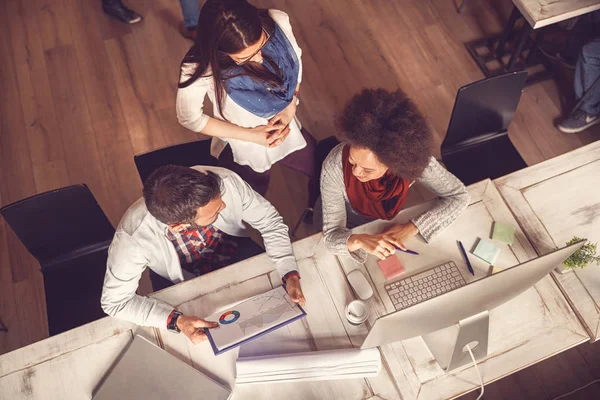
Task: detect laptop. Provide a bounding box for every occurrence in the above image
[93,335,231,400]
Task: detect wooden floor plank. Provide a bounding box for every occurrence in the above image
[0,1,40,285]
[7,0,71,194]
[36,0,74,51]
[0,219,23,352]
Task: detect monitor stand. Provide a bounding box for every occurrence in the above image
[421,310,489,371]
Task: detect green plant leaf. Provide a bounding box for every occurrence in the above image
[563,237,600,270]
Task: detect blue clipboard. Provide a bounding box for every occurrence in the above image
[204,288,306,356]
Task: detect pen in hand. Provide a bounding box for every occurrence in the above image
[395,247,419,255]
[458,240,475,276]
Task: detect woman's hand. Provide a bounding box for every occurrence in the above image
[383,222,419,249]
[246,124,288,147]
[268,98,297,129]
[268,124,290,148]
[348,233,404,260]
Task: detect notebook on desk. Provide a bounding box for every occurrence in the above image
[93,335,231,400]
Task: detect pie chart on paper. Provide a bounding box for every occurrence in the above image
[219,310,240,325]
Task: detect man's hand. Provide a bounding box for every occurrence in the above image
[176,315,219,344]
[285,275,306,307]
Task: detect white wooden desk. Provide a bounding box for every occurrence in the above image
[495,141,600,342]
[0,180,589,400]
[513,0,600,29]
[335,179,587,400]
[0,318,157,399]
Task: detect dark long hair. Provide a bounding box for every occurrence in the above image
[178,0,284,119]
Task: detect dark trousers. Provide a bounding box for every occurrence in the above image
[149,236,264,292]
[218,128,317,196]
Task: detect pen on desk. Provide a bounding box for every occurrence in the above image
[396,247,419,255]
[458,240,475,276]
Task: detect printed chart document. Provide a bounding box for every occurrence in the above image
[205,286,306,355]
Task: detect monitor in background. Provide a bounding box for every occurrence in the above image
[360,240,585,371]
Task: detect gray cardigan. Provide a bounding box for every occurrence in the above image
[101,166,297,328]
[320,144,469,263]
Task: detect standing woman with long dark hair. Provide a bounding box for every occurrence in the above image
[177,0,315,195]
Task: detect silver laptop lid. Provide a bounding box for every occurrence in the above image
[93,335,231,400]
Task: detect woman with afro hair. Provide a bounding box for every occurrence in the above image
[320,88,469,263]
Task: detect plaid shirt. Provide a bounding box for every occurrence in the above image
[166,225,238,276]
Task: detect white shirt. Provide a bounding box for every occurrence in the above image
[101,166,298,328]
[176,10,305,173]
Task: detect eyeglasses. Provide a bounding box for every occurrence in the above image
[231,28,270,66]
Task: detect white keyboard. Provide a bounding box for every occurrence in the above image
[385,261,467,311]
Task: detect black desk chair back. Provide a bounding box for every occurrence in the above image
[134,139,217,184]
[0,185,114,336]
[441,71,528,186]
[291,136,339,237]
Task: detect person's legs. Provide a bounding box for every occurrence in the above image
[218,145,271,196]
[278,128,318,206]
[101,0,142,24]
[178,0,200,40]
[558,38,600,133]
[575,38,600,115]
[218,129,316,197]
[278,128,317,178]
[179,0,200,29]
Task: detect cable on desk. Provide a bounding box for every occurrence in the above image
[466,345,484,400]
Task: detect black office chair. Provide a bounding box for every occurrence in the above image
[134,139,217,184]
[291,136,340,237]
[441,71,528,186]
[0,185,114,336]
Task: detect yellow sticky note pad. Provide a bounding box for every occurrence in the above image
[491,265,503,274]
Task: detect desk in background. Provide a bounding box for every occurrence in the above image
[467,0,600,83]
[495,140,600,342]
[514,0,600,29]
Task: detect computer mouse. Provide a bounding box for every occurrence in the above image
[347,270,374,300]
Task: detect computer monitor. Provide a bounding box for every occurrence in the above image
[360,240,585,371]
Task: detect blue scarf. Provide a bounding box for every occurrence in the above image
[223,23,300,119]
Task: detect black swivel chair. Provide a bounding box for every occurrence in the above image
[134,139,217,184]
[0,185,114,336]
[441,71,528,186]
[291,136,340,237]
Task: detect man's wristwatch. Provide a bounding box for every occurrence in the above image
[167,311,183,333]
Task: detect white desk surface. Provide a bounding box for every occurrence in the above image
[0,180,588,400]
[495,140,600,342]
[513,0,600,29]
[335,179,587,400]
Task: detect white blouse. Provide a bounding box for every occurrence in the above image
[176,9,305,173]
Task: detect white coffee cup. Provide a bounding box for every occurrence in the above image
[345,300,369,325]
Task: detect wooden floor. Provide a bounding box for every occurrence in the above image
[1,0,599,398]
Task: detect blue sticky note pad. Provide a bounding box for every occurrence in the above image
[473,239,501,265]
